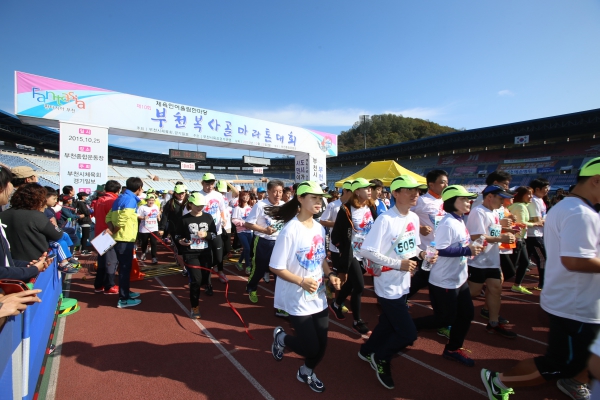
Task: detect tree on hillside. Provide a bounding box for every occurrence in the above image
[338,114,458,152]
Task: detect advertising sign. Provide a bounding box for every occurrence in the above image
[59,122,108,194]
[504,157,551,164]
[181,162,195,170]
[537,167,555,174]
[15,72,338,158]
[252,167,264,175]
[453,166,478,176]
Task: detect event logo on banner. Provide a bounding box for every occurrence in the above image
[59,122,108,193]
[15,72,338,158]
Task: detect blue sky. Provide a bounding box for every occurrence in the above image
[1,0,599,158]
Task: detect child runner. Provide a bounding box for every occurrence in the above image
[412,185,482,366]
[358,175,430,389]
[177,193,217,319]
[330,177,377,336]
[269,181,341,393]
[137,194,160,264]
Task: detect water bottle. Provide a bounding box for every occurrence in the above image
[425,242,437,261]
[471,236,486,259]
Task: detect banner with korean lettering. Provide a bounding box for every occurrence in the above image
[59,122,108,194]
[15,72,338,157]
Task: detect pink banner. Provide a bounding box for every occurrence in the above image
[16,71,110,94]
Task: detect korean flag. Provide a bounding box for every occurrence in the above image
[514,135,529,144]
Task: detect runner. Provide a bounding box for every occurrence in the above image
[369,179,388,216]
[244,179,285,311]
[199,173,228,284]
[465,185,517,338]
[330,177,377,336]
[269,181,341,393]
[177,193,217,320]
[412,185,482,366]
[231,190,253,274]
[158,184,190,277]
[481,157,600,400]
[507,186,543,295]
[357,175,429,389]
[526,178,550,291]
[137,194,160,264]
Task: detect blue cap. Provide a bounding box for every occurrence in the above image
[257,187,266,193]
[482,185,513,199]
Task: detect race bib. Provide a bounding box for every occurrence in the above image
[352,233,365,258]
[303,270,324,302]
[434,215,443,231]
[393,230,417,259]
[190,234,208,250]
[489,224,502,238]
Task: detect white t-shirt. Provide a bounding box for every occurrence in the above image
[411,192,445,249]
[541,197,600,324]
[350,205,374,261]
[200,190,226,235]
[137,204,160,233]
[270,218,328,316]
[526,195,546,237]
[246,198,285,240]
[430,214,470,289]
[465,204,501,269]
[232,205,253,233]
[362,207,420,299]
[320,199,342,253]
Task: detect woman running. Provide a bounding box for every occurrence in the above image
[159,184,190,276]
[137,194,161,264]
[268,181,341,393]
[232,190,253,274]
[508,186,543,294]
[330,178,377,336]
[412,185,482,367]
[177,192,217,319]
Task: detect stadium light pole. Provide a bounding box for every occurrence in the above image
[359,115,370,149]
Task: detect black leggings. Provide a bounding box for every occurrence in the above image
[139,232,157,258]
[335,257,364,321]
[512,239,530,286]
[80,226,91,251]
[184,254,211,307]
[285,308,329,370]
[526,237,546,288]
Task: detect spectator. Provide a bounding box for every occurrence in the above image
[0,289,43,318]
[75,192,92,255]
[2,166,39,211]
[93,180,121,294]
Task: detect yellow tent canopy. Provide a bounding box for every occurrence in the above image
[335,160,426,188]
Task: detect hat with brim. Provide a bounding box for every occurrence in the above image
[579,157,600,177]
[12,166,38,179]
[174,184,187,194]
[390,175,427,192]
[146,194,157,200]
[257,187,266,193]
[188,192,206,206]
[216,181,228,192]
[296,181,331,198]
[482,185,513,199]
[342,181,352,190]
[441,185,478,202]
[202,173,216,182]
[351,178,376,192]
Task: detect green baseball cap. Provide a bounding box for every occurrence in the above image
[390,175,427,191]
[296,181,331,198]
[188,192,206,206]
[579,157,600,177]
[202,173,216,181]
[216,181,228,192]
[342,181,352,190]
[174,184,187,193]
[441,185,478,202]
[146,194,157,200]
[351,178,375,192]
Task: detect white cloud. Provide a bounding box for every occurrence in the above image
[235,105,446,127]
[498,90,515,97]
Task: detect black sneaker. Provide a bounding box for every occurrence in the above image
[205,285,214,296]
[357,350,375,370]
[480,308,509,324]
[271,326,285,361]
[296,368,325,393]
[370,354,394,389]
[353,320,371,337]
[486,323,517,339]
[328,301,345,320]
[182,268,188,277]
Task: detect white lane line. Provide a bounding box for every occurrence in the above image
[45,275,72,400]
[223,267,488,397]
[155,277,275,400]
[214,348,239,359]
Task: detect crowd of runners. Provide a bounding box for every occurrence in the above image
[1,160,600,400]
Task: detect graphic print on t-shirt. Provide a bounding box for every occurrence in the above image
[204,199,220,219]
[187,221,209,250]
[265,214,284,232]
[428,203,446,230]
[296,235,326,272]
[358,210,373,234]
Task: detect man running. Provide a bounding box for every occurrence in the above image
[481,157,600,400]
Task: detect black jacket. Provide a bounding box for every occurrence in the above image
[159,198,188,234]
[330,202,378,274]
[1,209,63,261]
[0,226,40,282]
[75,200,92,225]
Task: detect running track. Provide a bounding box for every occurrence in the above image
[44,252,563,400]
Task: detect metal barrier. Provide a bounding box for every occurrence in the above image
[0,259,61,400]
